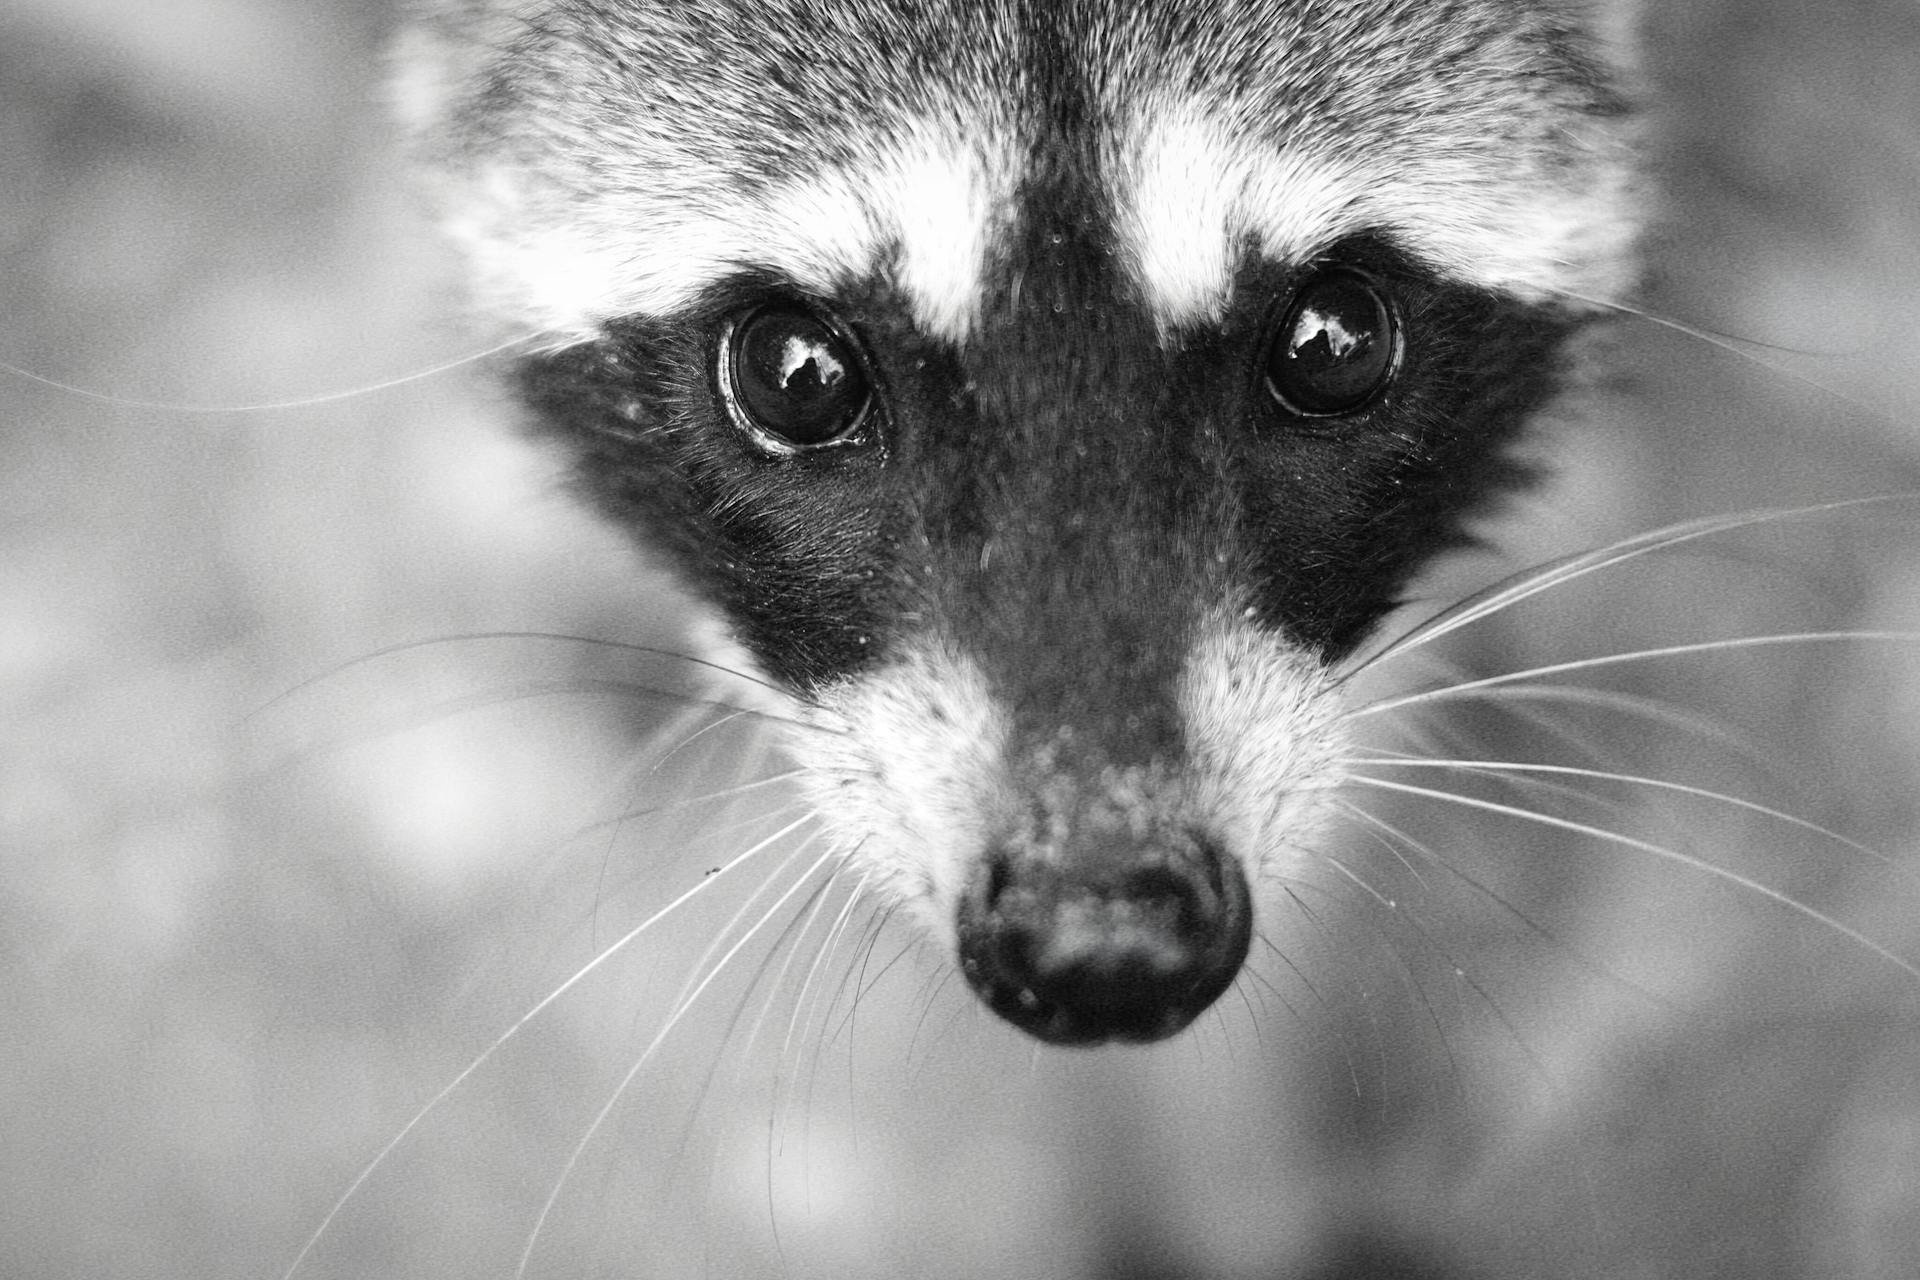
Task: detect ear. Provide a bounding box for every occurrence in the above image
[1588,0,1646,69]
[386,1,526,147]
[1570,0,1646,96]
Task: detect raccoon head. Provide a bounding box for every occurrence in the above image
[401,0,1637,1045]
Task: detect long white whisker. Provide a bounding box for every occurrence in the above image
[782,871,871,1066]
[0,332,542,414]
[578,781,811,899]
[646,831,833,1073]
[1346,497,1914,675]
[1334,799,1677,1011]
[595,768,806,832]
[255,679,797,783]
[1322,856,1397,913]
[1403,682,1759,761]
[1324,853,1467,1087]
[1547,289,1893,419]
[1351,755,1910,878]
[1348,775,1920,983]
[740,855,851,1065]
[736,861,854,1268]
[1276,881,1392,1094]
[780,871,873,1152]
[646,710,763,779]
[515,839,840,1279]
[1352,631,1920,721]
[646,854,843,1265]
[277,809,815,1280]
[1363,741,1646,831]
[253,631,800,720]
[589,700,749,946]
[1329,817,1582,1090]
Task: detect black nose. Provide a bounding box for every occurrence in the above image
[955,832,1253,1046]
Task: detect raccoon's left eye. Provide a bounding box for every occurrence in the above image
[1264,269,1403,418]
[718,304,874,453]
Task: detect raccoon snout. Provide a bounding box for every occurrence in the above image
[955,834,1253,1046]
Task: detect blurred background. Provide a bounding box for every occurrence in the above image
[2,2,1918,1277]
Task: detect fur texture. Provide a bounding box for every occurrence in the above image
[405,0,1639,1049]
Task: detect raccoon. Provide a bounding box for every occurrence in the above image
[395,0,1637,1047]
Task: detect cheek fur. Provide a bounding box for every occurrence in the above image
[1180,608,1350,883]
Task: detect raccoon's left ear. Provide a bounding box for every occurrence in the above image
[386,3,517,151]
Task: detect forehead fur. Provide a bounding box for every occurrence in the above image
[402,0,1635,339]
[1096,1,1637,320]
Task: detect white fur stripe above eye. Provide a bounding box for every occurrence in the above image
[1112,106,1639,328]
[453,125,1016,346]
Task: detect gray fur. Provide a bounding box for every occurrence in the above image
[399,0,1637,335]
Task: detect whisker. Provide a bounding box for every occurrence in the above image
[1348,775,1920,983]
[252,631,802,722]
[588,700,756,945]
[645,857,844,1257]
[1368,742,1647,832]
[594,768,806,834]
[557,795,820,959]
[1346,806,1430,891]
[736,863,855,1265]
[1352,630,1920,721]
[650,708,764,772]
[1238,953,1306,1029]
[1333,833,1566,1097]
[0,331,544,414]
[1333,799,1677,1012]
[653,834,829,1045]
[1275,881,1388,1098]
[740,855,852,1066]
[1322,856,1397,914]
[1546,288,1894,420]
[278,809,816,1280]
[1351,755,1912,880]
[514,839,841,1279]
[1257,924,1334,1025]
[1230,974,1265,1049]
[831,906,902,1127]
[252,677,801,786]
[1407,682,1761,762]
[1345,496,1916,675]
[827,919,915,1050]
[779,871,873,1148]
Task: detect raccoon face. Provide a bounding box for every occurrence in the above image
[406,0,1636,1045]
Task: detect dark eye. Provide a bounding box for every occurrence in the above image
[719,303,873,452]
[1264,269,1402,417]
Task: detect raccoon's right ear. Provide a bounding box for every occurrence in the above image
[1579,0,1646,83]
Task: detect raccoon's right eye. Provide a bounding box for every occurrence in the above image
[718,303,874,454]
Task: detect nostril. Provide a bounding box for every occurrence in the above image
[955,834,1253,1046]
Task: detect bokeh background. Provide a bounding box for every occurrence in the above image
[4,2,1919,1277]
